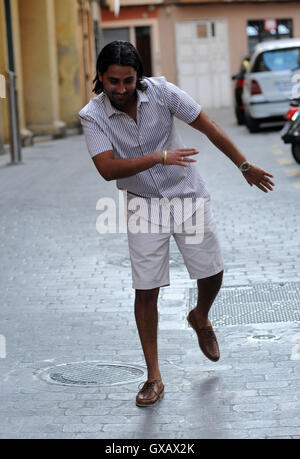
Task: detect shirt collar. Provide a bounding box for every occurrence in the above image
[103,88,149,118]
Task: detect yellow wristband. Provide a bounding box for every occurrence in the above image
[163,149,167,166]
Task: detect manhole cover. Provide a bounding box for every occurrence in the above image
[188,282,300,326]
[250,334,279,341]
[38,362,145,387]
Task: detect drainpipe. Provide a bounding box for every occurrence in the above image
[4,0,22,164]
[91,0,102,57]
[0,74,5,155]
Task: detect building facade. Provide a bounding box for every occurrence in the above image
[0,0,99,148]
[101,0,300,107]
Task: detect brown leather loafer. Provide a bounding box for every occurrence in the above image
[187,310,220,362]
[136,379,164,407]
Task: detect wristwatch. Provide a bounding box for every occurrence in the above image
[239,160,251,172]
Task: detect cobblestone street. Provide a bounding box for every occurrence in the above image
[0,107,300,439]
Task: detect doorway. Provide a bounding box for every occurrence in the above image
[102,25,153,76]
[175,19,231,108]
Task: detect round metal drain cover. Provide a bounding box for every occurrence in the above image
[250,334,279,342]
[38,362,145,387]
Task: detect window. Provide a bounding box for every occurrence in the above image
[102,28,130,48]
[247,19,293,54]
[252,47,300,72]
[196,22,215,39]
[197,24,207,38]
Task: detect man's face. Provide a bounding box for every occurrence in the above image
[99,64,138,108]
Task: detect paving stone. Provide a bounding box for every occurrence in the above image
[62,424,103,433]
[0,108,299,439]
[248,427,300,438]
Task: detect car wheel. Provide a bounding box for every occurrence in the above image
[292,143,300,164]
[235,106,245,125]
[245,113,260,133]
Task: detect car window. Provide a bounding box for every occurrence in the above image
[252,47,300,72]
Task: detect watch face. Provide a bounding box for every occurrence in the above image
[241,162,250,171]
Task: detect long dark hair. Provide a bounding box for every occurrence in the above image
[92,41,147,94]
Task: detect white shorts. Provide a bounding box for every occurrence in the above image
[126,196,224,290]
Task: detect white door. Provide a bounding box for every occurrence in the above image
[175,19,231,108]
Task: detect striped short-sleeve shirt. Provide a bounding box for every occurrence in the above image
[78,76,209,226]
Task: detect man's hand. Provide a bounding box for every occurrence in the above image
[189,111,275,193]
[243,164,275,193]
[163,148,199,167]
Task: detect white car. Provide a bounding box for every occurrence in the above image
[242,38,300,132]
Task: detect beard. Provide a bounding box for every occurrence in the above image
[105,88,136,109]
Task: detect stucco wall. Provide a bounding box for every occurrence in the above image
[158,2,300,87]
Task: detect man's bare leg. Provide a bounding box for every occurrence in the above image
[134,287,161,382]
[192,270,224,326]
[187,270,223,361]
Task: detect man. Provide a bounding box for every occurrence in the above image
[79,41,275,408]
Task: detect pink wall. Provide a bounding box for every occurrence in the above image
[158,2,300,89]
